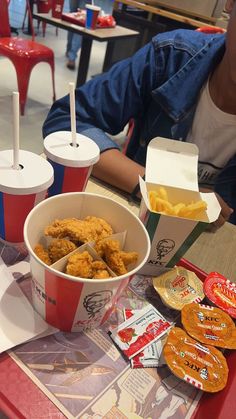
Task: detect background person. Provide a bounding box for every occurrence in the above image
[66,0,86,70]
[44,1,236,227]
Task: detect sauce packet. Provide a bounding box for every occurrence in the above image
[181,302,236,349]
[123,308,166,368]
[204,272,236,319]
[153,267,204,310]
[163,327,228,392]
[110,304,172,359]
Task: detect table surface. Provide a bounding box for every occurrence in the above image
[114,0,226,29]
[33,12,139,42]
[87,177,236,281]
[0,177,235,418]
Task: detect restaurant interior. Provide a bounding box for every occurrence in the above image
[1,0,116,155]
[1,0,228,155]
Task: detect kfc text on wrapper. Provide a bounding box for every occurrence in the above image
[138,138,221,276]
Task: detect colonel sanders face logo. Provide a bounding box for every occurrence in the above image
[197,311,204,322]
[200,367,208,380]
[83,290,113,318]
[156,239,175,261]
[148,238,175,266]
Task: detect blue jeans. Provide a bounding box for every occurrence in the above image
[66,0,86,61]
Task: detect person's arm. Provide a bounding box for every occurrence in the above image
[92,149,145,194]
[42,40,157,149]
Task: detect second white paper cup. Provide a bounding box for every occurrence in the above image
[0,150,53,242]
[44,131,100,196]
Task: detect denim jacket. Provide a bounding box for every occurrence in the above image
[43,29,236,223]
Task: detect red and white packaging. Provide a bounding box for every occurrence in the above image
[44,131,100,197]
[110,304,172,359]
[24,192,151,332]
[0,150,53,243]
[123,308,165,368]
[204,272,236,319]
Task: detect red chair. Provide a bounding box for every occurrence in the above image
[22,1,57,38]
[0,0,56,115]
[36,1,52,37]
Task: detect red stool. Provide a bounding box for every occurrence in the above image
[0,0,56,115]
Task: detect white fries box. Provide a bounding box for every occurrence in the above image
[138,137,221,276]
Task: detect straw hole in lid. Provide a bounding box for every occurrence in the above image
[69,142,79,148]
[12,163,24,170]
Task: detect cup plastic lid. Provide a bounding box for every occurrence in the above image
[44,131,100,168]
[0,150,54,195]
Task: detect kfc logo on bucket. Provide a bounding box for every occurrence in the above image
[31,266,128,333]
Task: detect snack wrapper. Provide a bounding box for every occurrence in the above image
[204,272,236,319]
[110,304,172,359]
[153,266,205,310]
[163,327,228,392]
[123,308,166,368]
[181,302,236,349]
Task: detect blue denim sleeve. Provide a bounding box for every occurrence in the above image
[42,40,157,152]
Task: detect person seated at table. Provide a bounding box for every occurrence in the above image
[66,0,86,70]
[43,0,236,228]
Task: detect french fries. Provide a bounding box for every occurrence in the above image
[149,187,207,220]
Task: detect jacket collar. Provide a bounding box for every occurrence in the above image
[152,35,225,122]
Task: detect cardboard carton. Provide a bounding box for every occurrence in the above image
[139,137,221,276]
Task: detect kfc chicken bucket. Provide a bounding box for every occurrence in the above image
[24,192,151,332]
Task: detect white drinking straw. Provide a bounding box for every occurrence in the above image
[12,91,20,170]
[69,82,77,147]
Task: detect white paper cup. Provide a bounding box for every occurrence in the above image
[0,150,53,243]
[44,131,100,197]
[24,192,151,332]
[85,4,101,29]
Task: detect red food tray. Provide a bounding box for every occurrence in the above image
[0,259,235,418]
[177,259,236,419]
[61,12,116,29]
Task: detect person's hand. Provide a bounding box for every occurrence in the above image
[200,187,234,231]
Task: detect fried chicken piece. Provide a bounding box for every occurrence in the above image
[48,239,77,263]
[92,260,110,279]
[94,237,120,257]
[45,218,91,241]
[83,216,113,239]
[44,216,113,243]
[65,251,93,278]
[93,270,110,279]
[94,238,138,276]
[105,252,127,276]
[119,251,138,267]
[92,260,108,271]
[34,244,51,265]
